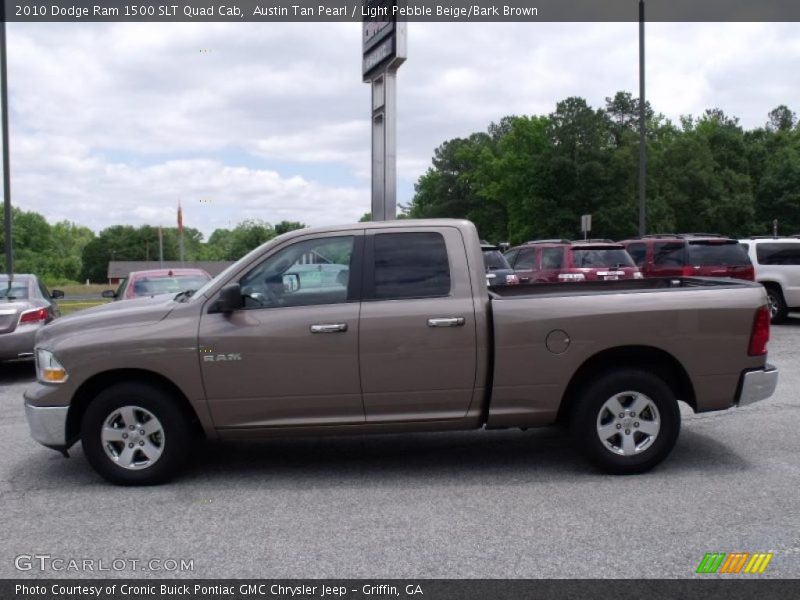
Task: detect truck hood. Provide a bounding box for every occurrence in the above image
[36,294,178,347]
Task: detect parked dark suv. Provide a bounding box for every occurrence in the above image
[619,234,754,281]
[504,240,641,283]
[481,244,520,288]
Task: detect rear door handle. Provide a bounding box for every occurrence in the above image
[427,317,465,328]
[310,323,348,333]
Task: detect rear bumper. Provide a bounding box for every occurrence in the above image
[737,365,779,407]
[0,327,38,360]
[24,401,69,449]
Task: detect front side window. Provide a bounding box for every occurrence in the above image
[371,232,450,300]
[239,236,354,308]
[627,243,647,266]
[503,248,520,267]
[514,248,537,270]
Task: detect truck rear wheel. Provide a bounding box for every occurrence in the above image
[571,369,680,474]
[81,382,191,485]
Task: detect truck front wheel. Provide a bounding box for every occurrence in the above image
[81,382,192,485]
[571,369,680,474]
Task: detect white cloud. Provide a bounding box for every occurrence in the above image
[4,22,799,236]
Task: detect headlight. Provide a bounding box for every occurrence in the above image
[634,272,644,279]
[35,349,69,383]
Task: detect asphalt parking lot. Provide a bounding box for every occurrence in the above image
[1,318,799,579]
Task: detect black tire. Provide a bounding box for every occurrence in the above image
[765,285,788,324]
[571,369,680,475]
[81,382,192,485]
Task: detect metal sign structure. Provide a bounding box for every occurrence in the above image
[581,214,592,239]
[363,1,406,221]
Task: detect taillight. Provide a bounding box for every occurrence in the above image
[748,305,770,356]
[681,266,694,277]
[19,308,48,324]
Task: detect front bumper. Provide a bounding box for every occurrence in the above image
[24,401,69,449]
[737,365,779,407]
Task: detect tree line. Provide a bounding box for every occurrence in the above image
[406,92,800,244]
[0,208,306,283]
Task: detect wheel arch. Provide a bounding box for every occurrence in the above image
[557,345,696,424]
[66,369,204,445]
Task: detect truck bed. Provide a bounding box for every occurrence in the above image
[490,276,761,299]
[485,276,768,428]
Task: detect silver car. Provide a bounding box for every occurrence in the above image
[0,274,63,361]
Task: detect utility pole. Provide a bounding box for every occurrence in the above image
[1,10,13,280]
[158,227,164,267]
[638,0,647,237]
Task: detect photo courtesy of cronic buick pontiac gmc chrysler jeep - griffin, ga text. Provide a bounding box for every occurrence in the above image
[23,220,778,485]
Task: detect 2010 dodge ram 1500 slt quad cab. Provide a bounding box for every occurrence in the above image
[24,220,778,485]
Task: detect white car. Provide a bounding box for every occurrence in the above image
[739,236,800,323]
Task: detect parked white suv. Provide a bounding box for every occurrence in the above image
[739,236,800,323]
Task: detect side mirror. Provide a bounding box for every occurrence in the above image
[50,289,65,299]
[101,290,116,299]
[282,273,300,293]
[210,283,243,314]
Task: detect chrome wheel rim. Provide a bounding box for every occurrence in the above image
[596,391,660,456]
[101,406,165,470]
[767,293,779,320]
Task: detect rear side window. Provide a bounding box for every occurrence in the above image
[514,248,537,270]
[626,242,647,266]
[482,250,511,271]
[756,243,800,265]
[688,242,751,266]
[541,248,564,269]
[653,242,685,266]
[372,232,450,300]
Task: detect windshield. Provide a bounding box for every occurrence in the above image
[131,274,211,297]
[482,249,511,271]
[0,281,29,299]
[687,242,751,267]
[571,248,635,268]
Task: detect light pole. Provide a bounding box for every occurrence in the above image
[638,0,647,236]
[1,9,13,279]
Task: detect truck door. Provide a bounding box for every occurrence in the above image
[358,227,478,422]
[198,232,365,429]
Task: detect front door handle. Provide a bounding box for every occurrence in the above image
[427,317,465,328]
[310,323,348,333]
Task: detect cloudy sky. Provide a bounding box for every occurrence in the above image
[5,22,800,237]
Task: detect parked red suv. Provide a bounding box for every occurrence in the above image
[619,234,754,281]
[503,239,641,283]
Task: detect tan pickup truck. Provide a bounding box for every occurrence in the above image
[24,219,778,485]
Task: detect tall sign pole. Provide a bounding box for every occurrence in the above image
[637,0,646,236]
[1,9,13,278]
[363,2,406,221]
